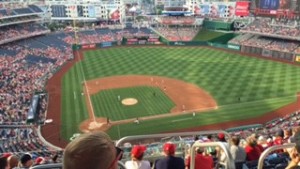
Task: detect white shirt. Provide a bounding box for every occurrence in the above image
[125,160,151,169]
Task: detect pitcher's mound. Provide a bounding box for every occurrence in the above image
[122,98,138,106]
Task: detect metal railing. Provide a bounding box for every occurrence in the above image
[257,143,296,169]
[30,161,127,169]
[116,130,230,147]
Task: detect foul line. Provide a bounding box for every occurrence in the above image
[171,117,193,123]
[76,51,96,122]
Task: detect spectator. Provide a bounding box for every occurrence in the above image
[154,142,185,169]
[230,136,246,162]
[0,156,9,169]
[7,155,18,169]
[125,145,151,169]
[216,133,229,163]
[19,153,33,168]
[257,136,269,150]
[244,136,262,161]
[285,146,300,169]
[218,133,226,142]
[284,128,292,142]
[63,131,120,169]
[185,142,214,169]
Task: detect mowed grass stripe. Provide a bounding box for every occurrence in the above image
[61,47,300,139]
[91,86,175,121]
[107,96,294,139]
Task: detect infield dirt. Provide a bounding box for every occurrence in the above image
[42,48,300,148]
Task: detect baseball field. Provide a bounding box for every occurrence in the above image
[54,46,300,141]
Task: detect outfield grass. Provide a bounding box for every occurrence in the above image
[193,29,227,41]
[91,86,175,120]
[61,47,300,140]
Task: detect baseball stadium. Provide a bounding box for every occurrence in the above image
[1,0,300,168]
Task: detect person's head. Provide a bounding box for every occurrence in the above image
[20,153,33,168]
[131,145,146,161]
[246,136,257,147]
[218,133,226,142]
[284,128,292,138]
[275,129,284,138]
[163,142,176,156]
[0,156,9,169]
[7,155,19,169]
[63,131,119,169]
[231,136,240,146]
[292,127,300,136]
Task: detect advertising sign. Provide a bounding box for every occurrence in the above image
[227,44,240,50]
[101,42,112,48]
[260,0,279,10]
[200,5,210,15]
[82,44,96,49]
[235,1,250,16]
[218,5,227,15]
[88,6,95,17]
[68,5,78,17]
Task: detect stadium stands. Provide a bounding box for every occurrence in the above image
[1,2,300,168]
[0,24,50,45]
[229,34,300,54]
[154,27,199,41]
[240,18,300,41]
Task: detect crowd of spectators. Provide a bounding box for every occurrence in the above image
[264,40,299,53]
[1,20,300,169]
[240,18,300,41]
[158,16,196,25]
[155,27,199,41]
[0,23,50,45]
[62,27,156,45]
[0,5,43,19]
[0,33,73,125]
[10,109,297,169]
[230,34,300,54]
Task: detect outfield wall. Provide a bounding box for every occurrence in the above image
[71,38,299,63]
[241,45,296,62]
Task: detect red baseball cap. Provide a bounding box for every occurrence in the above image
[163,143,176,155]
[1,153,11,158]
[218,133,225,140]
[35,157,45,165]
[131,145,146,158]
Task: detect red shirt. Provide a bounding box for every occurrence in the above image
[186,154,214,169]
[244,145,262,161]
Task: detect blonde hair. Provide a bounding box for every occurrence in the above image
[63,131,116,169]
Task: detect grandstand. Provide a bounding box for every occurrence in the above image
[0,0,300,168]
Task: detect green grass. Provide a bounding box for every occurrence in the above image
[193,29,227,41]
[91,86,175,120]
[61,47,300,140]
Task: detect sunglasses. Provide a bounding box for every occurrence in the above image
[107,147,123,169]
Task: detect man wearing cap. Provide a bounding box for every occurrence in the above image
[125,145,151,169]
[154,142,185,169]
